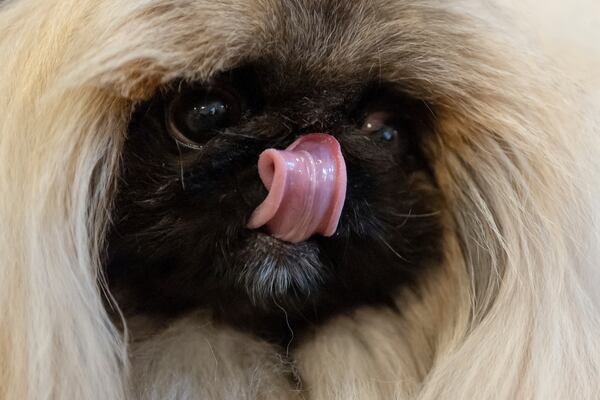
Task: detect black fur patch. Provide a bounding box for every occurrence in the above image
[106,64,443,344]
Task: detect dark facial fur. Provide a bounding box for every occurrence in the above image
[106,59,443,343]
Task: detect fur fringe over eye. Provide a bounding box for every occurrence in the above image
[1,0,599,399]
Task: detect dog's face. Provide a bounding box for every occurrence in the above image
[106,2,444,341]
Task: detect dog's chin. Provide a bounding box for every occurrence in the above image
[202,230,333,340]
[233,231,326,311]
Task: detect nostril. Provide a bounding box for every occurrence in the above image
[234,166,268,210]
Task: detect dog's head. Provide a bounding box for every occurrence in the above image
[105,2,450,339]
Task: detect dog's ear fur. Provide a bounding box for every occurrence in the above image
[1,1,599,399]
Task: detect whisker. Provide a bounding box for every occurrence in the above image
[389,210,440,218]
[376,233,410,263]
[220,130,257,140]
[175,141,186,190]
[273,299,294,357]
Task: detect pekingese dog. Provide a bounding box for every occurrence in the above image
[1,0,599,399]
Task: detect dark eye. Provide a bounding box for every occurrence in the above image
[166,85,242,148]
[360,111,399,142]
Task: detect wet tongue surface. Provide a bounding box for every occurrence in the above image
[247,134,347,243]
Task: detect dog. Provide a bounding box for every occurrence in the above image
[1,0,599,399]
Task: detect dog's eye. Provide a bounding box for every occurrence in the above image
[166,85,242,148]
[360,111,399,142]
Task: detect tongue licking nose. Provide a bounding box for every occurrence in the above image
[247,133,347,243]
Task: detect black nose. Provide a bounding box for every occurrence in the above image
[233,163,269,216]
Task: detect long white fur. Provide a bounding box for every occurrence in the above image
[0,0,599,399]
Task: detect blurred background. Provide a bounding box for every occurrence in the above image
[503,0,600,84]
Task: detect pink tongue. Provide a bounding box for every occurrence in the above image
[247,133,347,243]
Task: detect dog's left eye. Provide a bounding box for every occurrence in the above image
[166,85,242,148]
[360,111,399,142]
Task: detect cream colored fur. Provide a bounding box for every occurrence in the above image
[1,0,599,399]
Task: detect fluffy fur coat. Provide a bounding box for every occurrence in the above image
[1,0,599,399]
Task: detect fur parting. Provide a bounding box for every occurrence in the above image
[0,0,599,399]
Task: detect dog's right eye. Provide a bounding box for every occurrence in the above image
[166,85,242,148]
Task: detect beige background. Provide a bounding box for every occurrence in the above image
[503,0,600,84]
